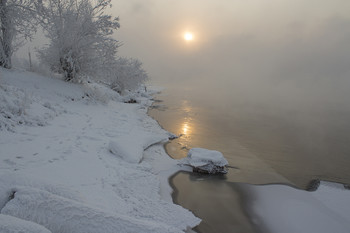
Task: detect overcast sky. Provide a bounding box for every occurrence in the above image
[111,0,349,92]
[16,0,350,106]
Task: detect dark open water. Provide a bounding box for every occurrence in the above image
[148,82,350,233]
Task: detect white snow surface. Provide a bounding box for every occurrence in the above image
[109,132,168,163]
[0,68,200,232]
[245,181,350,233]
[180,148,228,167]
[0,214,52,233]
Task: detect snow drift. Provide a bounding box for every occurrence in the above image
[109,131,168,163]
[244,181,350,233]
[0,214,52,233]
[1,187,184,233]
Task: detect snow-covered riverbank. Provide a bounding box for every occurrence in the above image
[1,68,350,233]
[244,181,350,233]
[0,68,200,232]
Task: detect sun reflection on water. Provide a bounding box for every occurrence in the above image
[180,100,194,136]
[182,122,190,135]
[163,99,198,159]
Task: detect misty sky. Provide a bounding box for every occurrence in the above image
[111,0,350,187]
[111,0,350,105]
[15,0,350,106]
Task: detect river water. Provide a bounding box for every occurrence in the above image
[148,82,350,233]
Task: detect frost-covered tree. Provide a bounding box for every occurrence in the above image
[110,57,148,92]
[0,0,36,68]
[36,0,120,81]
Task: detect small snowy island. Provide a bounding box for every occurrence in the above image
[180,148,229,174]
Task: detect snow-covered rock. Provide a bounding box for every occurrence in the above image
[180,148,229,174]
[0,214,52,233]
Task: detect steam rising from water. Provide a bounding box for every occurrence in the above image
[15,0,350,186]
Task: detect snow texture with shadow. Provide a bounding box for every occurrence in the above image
[0,68,200,232]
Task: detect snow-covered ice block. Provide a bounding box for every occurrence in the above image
[180,148,228,174]
[109,132,168,163]
[1,187,184,233]
[0,214,52,233]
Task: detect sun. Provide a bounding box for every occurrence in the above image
[184,32,194,41]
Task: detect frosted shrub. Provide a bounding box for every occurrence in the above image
[36,0,120,82]
[101,57,148,94]
[115,57,148,92]
[34,0,149,94]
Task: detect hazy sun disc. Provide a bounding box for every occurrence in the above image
[184,32,193,41]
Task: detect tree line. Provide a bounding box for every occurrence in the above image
[0,0,147,92]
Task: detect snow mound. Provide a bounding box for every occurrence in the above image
[0,173,83,209]
[180,148,228,174]
[313,181,350,224]
[82,82,122,104]
[109,131,168,163]
[0,214,52,233]
[245,181,350,233]
[1,187,184,233]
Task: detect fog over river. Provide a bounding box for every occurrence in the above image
[114,1,350,232]
[111,0,350,188]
